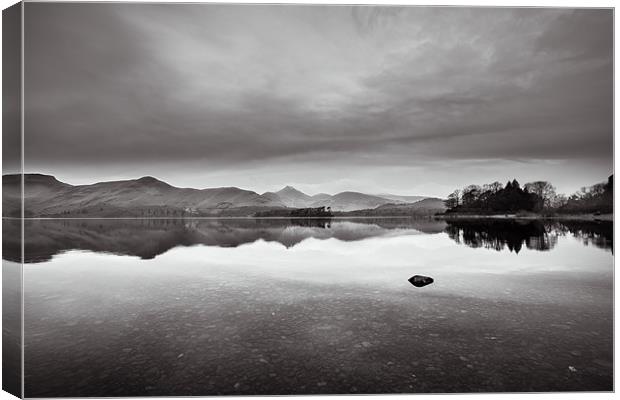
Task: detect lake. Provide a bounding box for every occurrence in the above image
[3,217,613,396]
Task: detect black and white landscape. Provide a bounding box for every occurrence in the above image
[2,3,613,397]
[2,173,444,217]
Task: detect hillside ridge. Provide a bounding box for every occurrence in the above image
[2,174,435,217]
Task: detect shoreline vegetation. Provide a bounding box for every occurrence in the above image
[437,213,613,222]
[2,173,613,221]
[442,175,613,220]
[255,206,334,218]
[6,212,612,222]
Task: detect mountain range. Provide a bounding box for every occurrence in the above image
[2,174,445,217]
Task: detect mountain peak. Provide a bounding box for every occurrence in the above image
[279,185,297,191]
[274,185,312,207]
[277,185,306,195]
[133,176,172,188]
[21,173,69,187]
[136,176,160,182]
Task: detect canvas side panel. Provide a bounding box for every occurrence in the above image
[2,2,23,398]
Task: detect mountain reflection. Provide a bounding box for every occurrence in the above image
[3,218,446,263]
[445,219,613,254]
[3,217,612,263]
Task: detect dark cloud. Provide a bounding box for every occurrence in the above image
[23,4,613,196]
[3,3,21,173]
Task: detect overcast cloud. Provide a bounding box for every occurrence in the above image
[23,4,612,197]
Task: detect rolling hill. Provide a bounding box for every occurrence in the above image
[309,191,397,212]
[3,174,439,217]
[375,193,427,204]
[5,174,286,217]
[265,186,433,212]
[336,198,447,217]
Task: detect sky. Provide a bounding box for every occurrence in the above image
[22,4,612,198]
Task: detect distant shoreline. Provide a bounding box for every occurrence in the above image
[2,214,613,221]
[437,213,613,222]
[2,216,425,221]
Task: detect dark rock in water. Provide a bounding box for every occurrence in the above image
[409,275,434,287]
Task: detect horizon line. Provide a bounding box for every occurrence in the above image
[5,172,438,199]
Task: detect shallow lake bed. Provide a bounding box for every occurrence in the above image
[6,217,612,396]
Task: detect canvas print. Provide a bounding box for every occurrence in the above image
[2,2,614,397]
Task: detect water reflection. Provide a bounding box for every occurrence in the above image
[558,220,614,252]
[3,218,446,263]
[9,217,613,395]
[445,219,612,253]
[2,217,612,264]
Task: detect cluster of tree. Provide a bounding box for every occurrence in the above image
[255,206,333,218]
[335,202,444,217]
[56,206,188,217]
[290,206,333,217]
[445,175,613,215]
[558,175,613,214]
[445,179,543,213]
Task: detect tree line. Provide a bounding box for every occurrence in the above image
[255,206,333,218]
[445,175,613,215]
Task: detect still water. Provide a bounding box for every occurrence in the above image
[3,218,613,396]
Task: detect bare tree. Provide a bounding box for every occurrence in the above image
[461,185,481,207]
[549,193,568,208]
[524,181,556,209]
[487,181,503,193]
[445,189,461,209]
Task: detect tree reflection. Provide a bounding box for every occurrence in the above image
[445,219,612,254]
